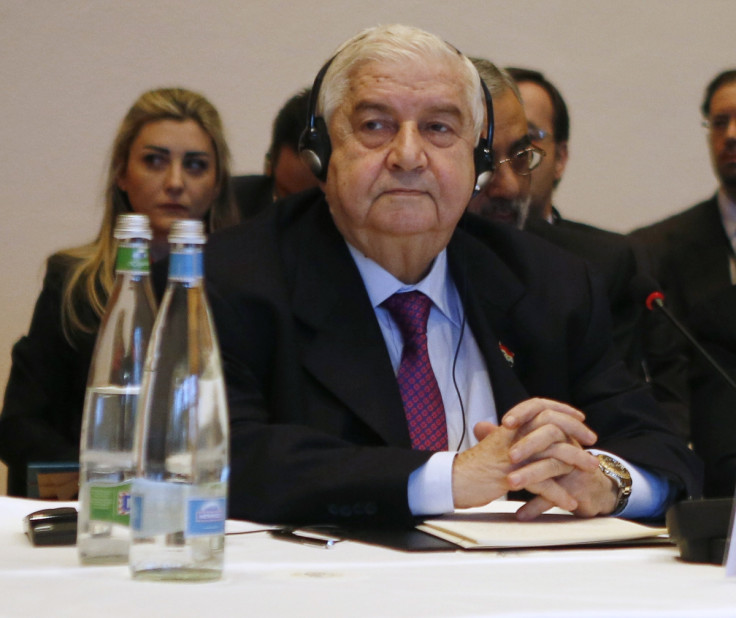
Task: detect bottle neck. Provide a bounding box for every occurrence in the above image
[168,244,204,285]
[115,239,151,276]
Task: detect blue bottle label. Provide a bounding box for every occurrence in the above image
[169,249,203,282]
[187,497,227,536]
[131,479,226,538]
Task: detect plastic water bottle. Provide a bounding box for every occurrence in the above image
[130,219,229,582]
[77,214,157,564]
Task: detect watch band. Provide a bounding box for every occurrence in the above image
[596,454,632,516]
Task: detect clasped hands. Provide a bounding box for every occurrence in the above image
[451,398,618,520]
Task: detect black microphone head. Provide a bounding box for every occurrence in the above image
[629,273,665,311]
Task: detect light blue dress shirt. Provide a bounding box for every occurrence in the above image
[347,242,671,519]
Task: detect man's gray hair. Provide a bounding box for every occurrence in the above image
[470,57,522,103]
[318,24,486,141]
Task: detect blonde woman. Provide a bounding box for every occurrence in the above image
[0,88,238,495]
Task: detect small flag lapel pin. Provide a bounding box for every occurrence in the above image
[498,342,514,367]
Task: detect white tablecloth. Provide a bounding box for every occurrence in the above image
[2,497,735,617]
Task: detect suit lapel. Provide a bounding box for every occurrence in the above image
[284,203,534,440]
[447,227,530,417]
[286,203,411,446]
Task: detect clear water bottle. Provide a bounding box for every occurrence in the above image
[77,213,157,565]
[130,219,229,582]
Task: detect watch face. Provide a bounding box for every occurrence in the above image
[597,455,633,514]
[606,457,631,480]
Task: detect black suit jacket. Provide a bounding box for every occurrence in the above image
[630,196,733,440]
[526,213,647,376]
[631,196,732,319]
[205,189,701,526]
[0,255,166,496]
[526,213,691,440]
[689,285,736,497]
[231,174,275,221]
[0,255,96,495]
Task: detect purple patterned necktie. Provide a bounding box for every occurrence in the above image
[383,291,448,451]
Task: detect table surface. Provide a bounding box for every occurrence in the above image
[3,496,736,618]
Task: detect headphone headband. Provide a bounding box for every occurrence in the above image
[298,50,495,185]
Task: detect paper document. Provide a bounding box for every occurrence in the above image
[417,501,667,549]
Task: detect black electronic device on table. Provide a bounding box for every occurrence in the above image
[666,498,734,564]
[24,507,78,546]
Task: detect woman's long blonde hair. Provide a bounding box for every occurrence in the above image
[59,87,238,344]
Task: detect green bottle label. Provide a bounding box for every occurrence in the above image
[89,481,133,526]
[115,246,150,275]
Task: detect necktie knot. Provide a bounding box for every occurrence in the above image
[382,291,433,343]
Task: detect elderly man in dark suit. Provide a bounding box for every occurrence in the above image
[204,24,700,527]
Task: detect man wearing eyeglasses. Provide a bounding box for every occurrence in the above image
[632,70,736,324]
[685,72,736,495]
[465,59,542,229]
[631,70,736,457]
[467,63,674,428]
[504,67,568,225]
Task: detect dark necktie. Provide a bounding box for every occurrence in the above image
[382,291,448,451]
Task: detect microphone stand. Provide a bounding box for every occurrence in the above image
[647,293,736,393]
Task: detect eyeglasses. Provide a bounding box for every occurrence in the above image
[703,116,736,134]
[527,126,551,142]
[494,146,546,176]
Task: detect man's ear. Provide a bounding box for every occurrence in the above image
[554,141,569,183]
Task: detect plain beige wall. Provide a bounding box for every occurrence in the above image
[1,0,734,494]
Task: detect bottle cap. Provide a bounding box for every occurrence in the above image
[114,214,153,240]
[168,220,206,245]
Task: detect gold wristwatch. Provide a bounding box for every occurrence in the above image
[597,454,632,516]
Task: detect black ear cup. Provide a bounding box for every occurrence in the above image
[473,143,493,190]
[473,78,495,190]
[298,116,331,182]
[298,56,335,182]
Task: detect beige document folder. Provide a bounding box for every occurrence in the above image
[417,501,667,549]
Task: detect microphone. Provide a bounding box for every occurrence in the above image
[630,273,736,393]
[632,274,736,566]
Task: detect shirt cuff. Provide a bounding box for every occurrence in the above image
[407,451,457,516]
[590,449,672,519]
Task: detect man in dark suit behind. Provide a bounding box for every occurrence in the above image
[630,70,736,442]
[506,67,652,379]
[204,25,700,527]
[232,88,319,219]
[631,70,736,318]
[467,62,689,436]
[689,285,736,497]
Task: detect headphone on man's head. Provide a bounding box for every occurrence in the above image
[297,57,335,182]
[472,78,494,190]
[298,52,495,187]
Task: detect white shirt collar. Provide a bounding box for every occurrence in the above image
[346,242,463,327]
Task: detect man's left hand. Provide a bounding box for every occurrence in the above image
[514,464,618,521]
